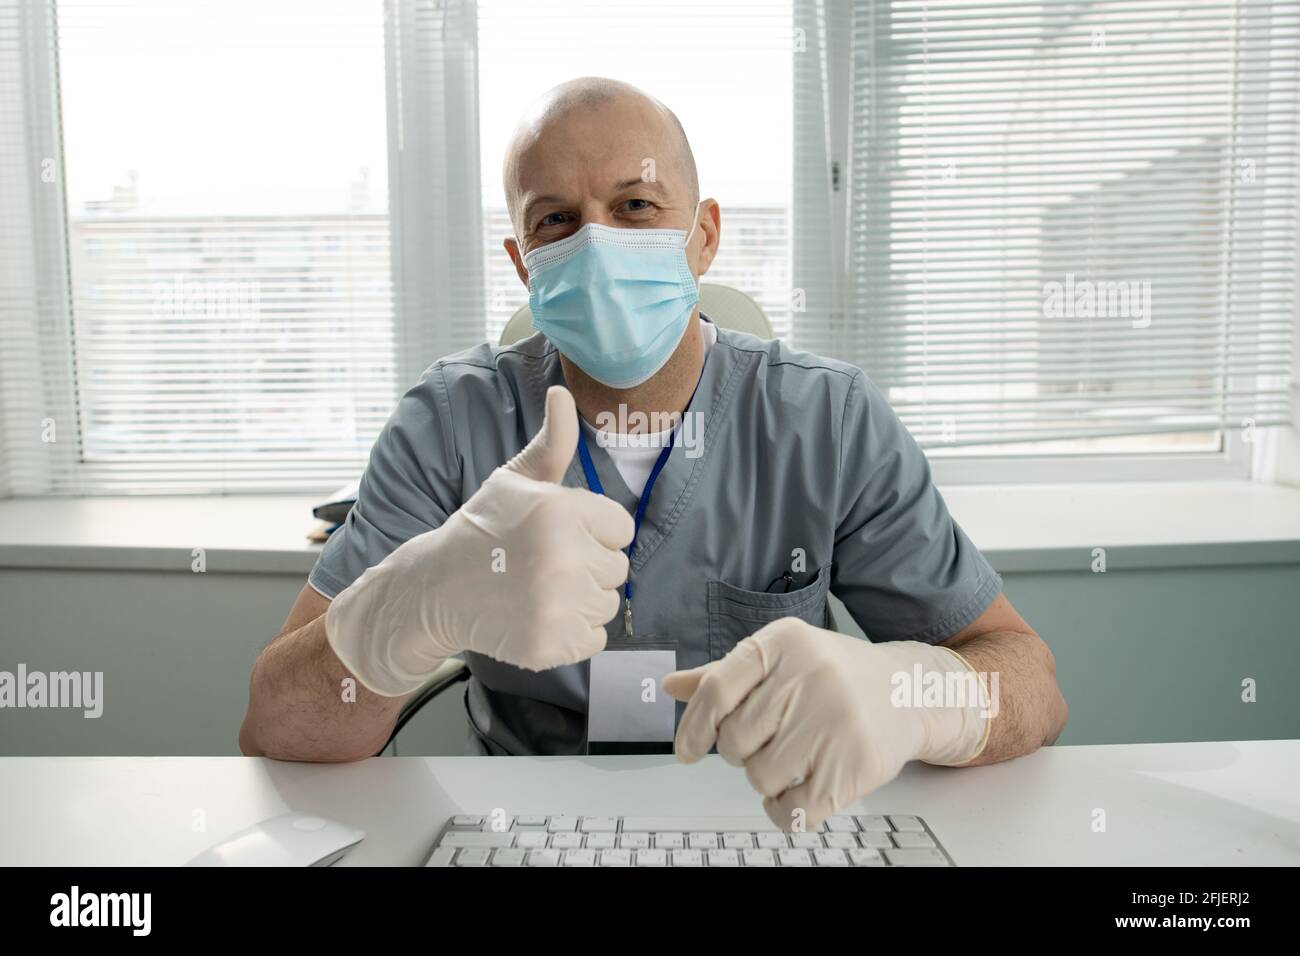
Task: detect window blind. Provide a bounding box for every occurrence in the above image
[795,0,1297,452]
[0,0,481,495]
[0,0,79,497]
[387,0,485,389]
[475,0,794,345]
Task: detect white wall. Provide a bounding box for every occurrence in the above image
[2,560,1297,756]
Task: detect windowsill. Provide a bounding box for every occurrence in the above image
[939,481,1300,571]
[0,494,323,575]
[0,481,1297,575]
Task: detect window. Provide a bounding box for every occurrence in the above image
[794,0,1297,480]
[3,0,1294,497]
[10,0,396,493]
[476,0,794,345]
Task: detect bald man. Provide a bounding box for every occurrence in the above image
[240,78,1067,830]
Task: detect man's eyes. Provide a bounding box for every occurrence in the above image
[535,200,655,230]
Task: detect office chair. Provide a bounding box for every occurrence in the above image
[378,658,470,755]
[380,284,774,754]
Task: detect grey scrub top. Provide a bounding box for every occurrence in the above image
[308,319,1003,755]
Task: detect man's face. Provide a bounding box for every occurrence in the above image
[504,97,716,287]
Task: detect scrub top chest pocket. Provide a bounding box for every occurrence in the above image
[707,565,832,662]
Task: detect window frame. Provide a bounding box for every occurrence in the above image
[11,0,1294,495]
[17,0,483,496]
[793,0,1295,486]
[927,430,1252,485]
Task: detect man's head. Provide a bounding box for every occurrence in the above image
[502,77,719,285]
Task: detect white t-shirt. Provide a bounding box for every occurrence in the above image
[581,320,717,497]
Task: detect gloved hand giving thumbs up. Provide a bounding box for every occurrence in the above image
[325,386,635,696]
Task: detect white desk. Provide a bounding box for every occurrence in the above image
[3,741,1297,866]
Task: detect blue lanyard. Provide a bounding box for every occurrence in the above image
[576,429,674,607]
[572,333,709,635]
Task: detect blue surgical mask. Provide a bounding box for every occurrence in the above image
[522,212,702,389]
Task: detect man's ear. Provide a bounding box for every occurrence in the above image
[691,199,722,279]
[504,236,530,289]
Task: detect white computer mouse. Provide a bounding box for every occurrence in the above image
[185,813,366,867]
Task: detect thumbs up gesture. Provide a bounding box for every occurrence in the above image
[325,387,634,696]
[503,385,584,483]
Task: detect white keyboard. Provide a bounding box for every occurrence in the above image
[426,813,955,866]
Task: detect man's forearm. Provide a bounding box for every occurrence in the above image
[239,615,409,762]
[941,629,1068,766]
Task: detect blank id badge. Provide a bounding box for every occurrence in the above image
[586,640,679,756]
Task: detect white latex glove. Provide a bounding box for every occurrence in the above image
[663,617,992,830]
[325,386,635,696]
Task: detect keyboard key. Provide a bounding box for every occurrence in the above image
[563,849,596,867]
[790,833,823,849]
[689,832,719,849]
[672,849,704,867]
[515,831,549,849]
[777,848,811,867]
[723,832,754,849]
[547,816,579,832]
[823,833,858,849]
[858,831,893,849]
[622,816,778,832]
[550,832,583,849]
[586,832,617,849]
[600,849,633,866]
[491,848,526,867]
[579,817,618,832]
[885,848,949,867]
[888,815,926,832]
[619,832,650,849]
[892,831,937,848]
[826,815,858,832]
[848,848,885,867]
[455,847,490,866]
[654,832,684,849]
[451,815,482,827]
[527,849,561,867]
[426,847,456,867]
[707,849,740,867]
[854,814,891,831]
[813,848,849,867]
[516,815,548,828]
[441,831,514,848]
[636,849,668,866]
[742,848,776,867]
[756,832,789,849]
